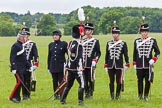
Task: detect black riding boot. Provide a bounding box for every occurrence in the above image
[116,84,121,100]
[89,81,94,97]
[109,84,114,100]
[144,81,150,101]
[54,93,59,100]
[138,81,143,100]
[78,87,84,105]
[60,87,70,104]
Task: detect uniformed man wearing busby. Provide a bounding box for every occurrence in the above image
[82,22,101,99]
[133,23,160,101]
[60,25,85,105]
[21,27,39,100]
[48,30,68,100]
[9,30,31,103]
[104,21,130,100]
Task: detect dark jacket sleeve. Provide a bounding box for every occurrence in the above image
[78,44,83,70]
[153,39,160,59]
[10,44,17,70]
[47,43,51,70]
[32,43,39,62]
[105,42,109,64]
[95,40,101,62]
[63,41,68,56]
[133,40,137,62]
[123,42,129,64]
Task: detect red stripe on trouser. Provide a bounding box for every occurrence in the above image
[119,70,122,84]
[9,73,21,99]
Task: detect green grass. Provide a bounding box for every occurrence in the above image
[0,33,162,108]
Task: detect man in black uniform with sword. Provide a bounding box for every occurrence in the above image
[9,30,31,103]
[60,24,85,105]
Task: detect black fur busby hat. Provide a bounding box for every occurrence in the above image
[52,30,62,37]
[140,24,149,32]
[21,27,30,35]
[72,25,84,39]
[85,22,94,30]
[112,26,120,34]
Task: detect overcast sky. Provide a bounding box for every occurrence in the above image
[0,0,162,14]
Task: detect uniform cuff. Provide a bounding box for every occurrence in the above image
[125,63,130,67]
[133,61,136,66]
[92,59,97,63]
[152,57,157,62]
[34,62,39,67]
[104,64,108,68]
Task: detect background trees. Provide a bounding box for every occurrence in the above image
[0,6,162,36]
[37,14,56,36]
[20,15,32,28]
[0,14,17,36]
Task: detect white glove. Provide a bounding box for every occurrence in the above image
[12,70,16,74]
[124,66,128,71]
[33,65,37,71]
[149,59,155,65]
[29,66,33,72]
[48,70,51,74]
[29,66,37,72]
[77,71,83,77]
[133,65,136,70]
[104,68,108,72]
[91,61,96,67]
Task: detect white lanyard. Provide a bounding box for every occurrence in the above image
[109,40,122,50]
[137,37,151,48]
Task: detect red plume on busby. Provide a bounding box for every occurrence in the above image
[111,21,120,34]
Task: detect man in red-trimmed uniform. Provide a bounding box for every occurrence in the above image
[133,23,160,101]
[21,27,39,100]
[104,21,130,100]
[82,22,101,99]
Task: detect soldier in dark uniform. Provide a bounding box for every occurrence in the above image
[60,25,85,105]
[104,22,130,100]
[48,30,68,100]
[21,27,39,100]
[82,22,101,99]
[9,30,30,103]
[133,24,160,101]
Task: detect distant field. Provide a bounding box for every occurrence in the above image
[0,33,162,108]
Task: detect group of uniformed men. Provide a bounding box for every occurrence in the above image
[9,20,160,105]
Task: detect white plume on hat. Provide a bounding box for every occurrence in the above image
[78,8,85,21]
[142,16,145,20]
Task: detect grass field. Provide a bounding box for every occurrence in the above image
[0,33,162,108]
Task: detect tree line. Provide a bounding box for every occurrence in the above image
[0,6,162,36]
